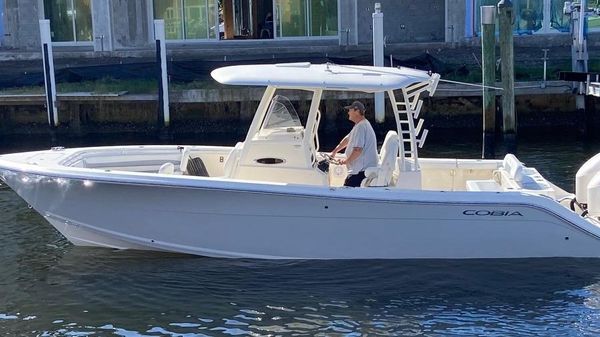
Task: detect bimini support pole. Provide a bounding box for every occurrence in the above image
[39,20,58,127]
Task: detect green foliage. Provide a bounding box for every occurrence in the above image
[443,59,600,84]
[3,60,600,95]
[0,77,227,95]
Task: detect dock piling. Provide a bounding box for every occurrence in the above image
[481,6,496,159]
[498,0,516,152]
[569,0,590,138]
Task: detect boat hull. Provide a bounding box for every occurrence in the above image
[2,167,600,259]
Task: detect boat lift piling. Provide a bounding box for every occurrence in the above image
[39,20,58,128]
[481,6,496,159]
[558,1,600,138]
[154,20,170,130]
[498,0,516,152]
[572,0,589,138]
[567,0,591,138]
[372,3,385,123]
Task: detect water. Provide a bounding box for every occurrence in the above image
[2,133,600,336]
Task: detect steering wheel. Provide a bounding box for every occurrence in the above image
[322,153,341,165]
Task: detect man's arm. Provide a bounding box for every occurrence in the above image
[330,135,350,156]
[340,147,363,165]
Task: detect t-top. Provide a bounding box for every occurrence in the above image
[344,119,379,174]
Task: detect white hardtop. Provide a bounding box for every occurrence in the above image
[210,62,435,93]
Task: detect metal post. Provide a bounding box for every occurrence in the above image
[94,35,105,52]
[39,20,58,127]
[481,6,496,159]
[498,0,516,151]
[372,3,384,123]
[570,0,589,137]
[542,49,549,88]
[154,20,170,127]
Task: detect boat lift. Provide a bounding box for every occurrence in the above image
[556,0,600,137]
[559,0,600,97]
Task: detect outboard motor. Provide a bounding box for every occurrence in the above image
[576,153,600,217]
[588,173,600,218]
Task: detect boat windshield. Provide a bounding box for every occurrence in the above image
[262,95,302,129]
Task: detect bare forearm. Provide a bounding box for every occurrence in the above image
[331,135,349,155]
[343,147,362,165]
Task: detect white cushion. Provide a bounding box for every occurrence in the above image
[503,154,524,182]
[223,142,244,178]
[363,131,399,187]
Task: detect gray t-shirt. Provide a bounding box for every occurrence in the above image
[344,119,379,174]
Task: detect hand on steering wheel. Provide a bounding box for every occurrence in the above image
[324,153,341,165]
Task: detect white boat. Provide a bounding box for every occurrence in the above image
[2,62,600,259]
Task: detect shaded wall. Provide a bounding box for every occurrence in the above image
[338,0,358,46]
[446,0,467,43]
[357,0,446,44]
[0,0,4,47]
[0,94,595,140]
[111,0,152,49]
[3,0,41,50]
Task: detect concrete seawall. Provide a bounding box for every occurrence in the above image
[0,81,596,141]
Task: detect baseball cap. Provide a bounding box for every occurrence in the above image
[344,101,366,112]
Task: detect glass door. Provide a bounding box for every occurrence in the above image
[274,0,338,38]
[309,0,338,36]
[44,0,93,42]
[275,0,308,37]
[154,0,218,40]
[233,0,253,37]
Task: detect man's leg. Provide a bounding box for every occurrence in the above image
[343,171,366,187]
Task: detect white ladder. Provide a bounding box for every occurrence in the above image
[387,81,432,172]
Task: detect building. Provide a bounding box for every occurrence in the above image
[0,1,594,54]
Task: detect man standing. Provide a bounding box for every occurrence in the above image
[330,101,379,187]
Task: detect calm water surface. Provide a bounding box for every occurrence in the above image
[1,133,600,336]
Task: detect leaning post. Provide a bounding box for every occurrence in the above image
[481,6,496,159]
[372,3,384,123]
[39,20,58,127]
[154,20,170,128]
[498,0,516,152]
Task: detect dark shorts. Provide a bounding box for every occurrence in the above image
[344,171,366,187]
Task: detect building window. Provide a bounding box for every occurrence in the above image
[587,0,600,30]
[471,0,599,35]
[154,0,218,40]
[515,0,543,34]
[275,0,338,38]
[550,0,570,32]
[44,0,93,42]
[547,0,600,32]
